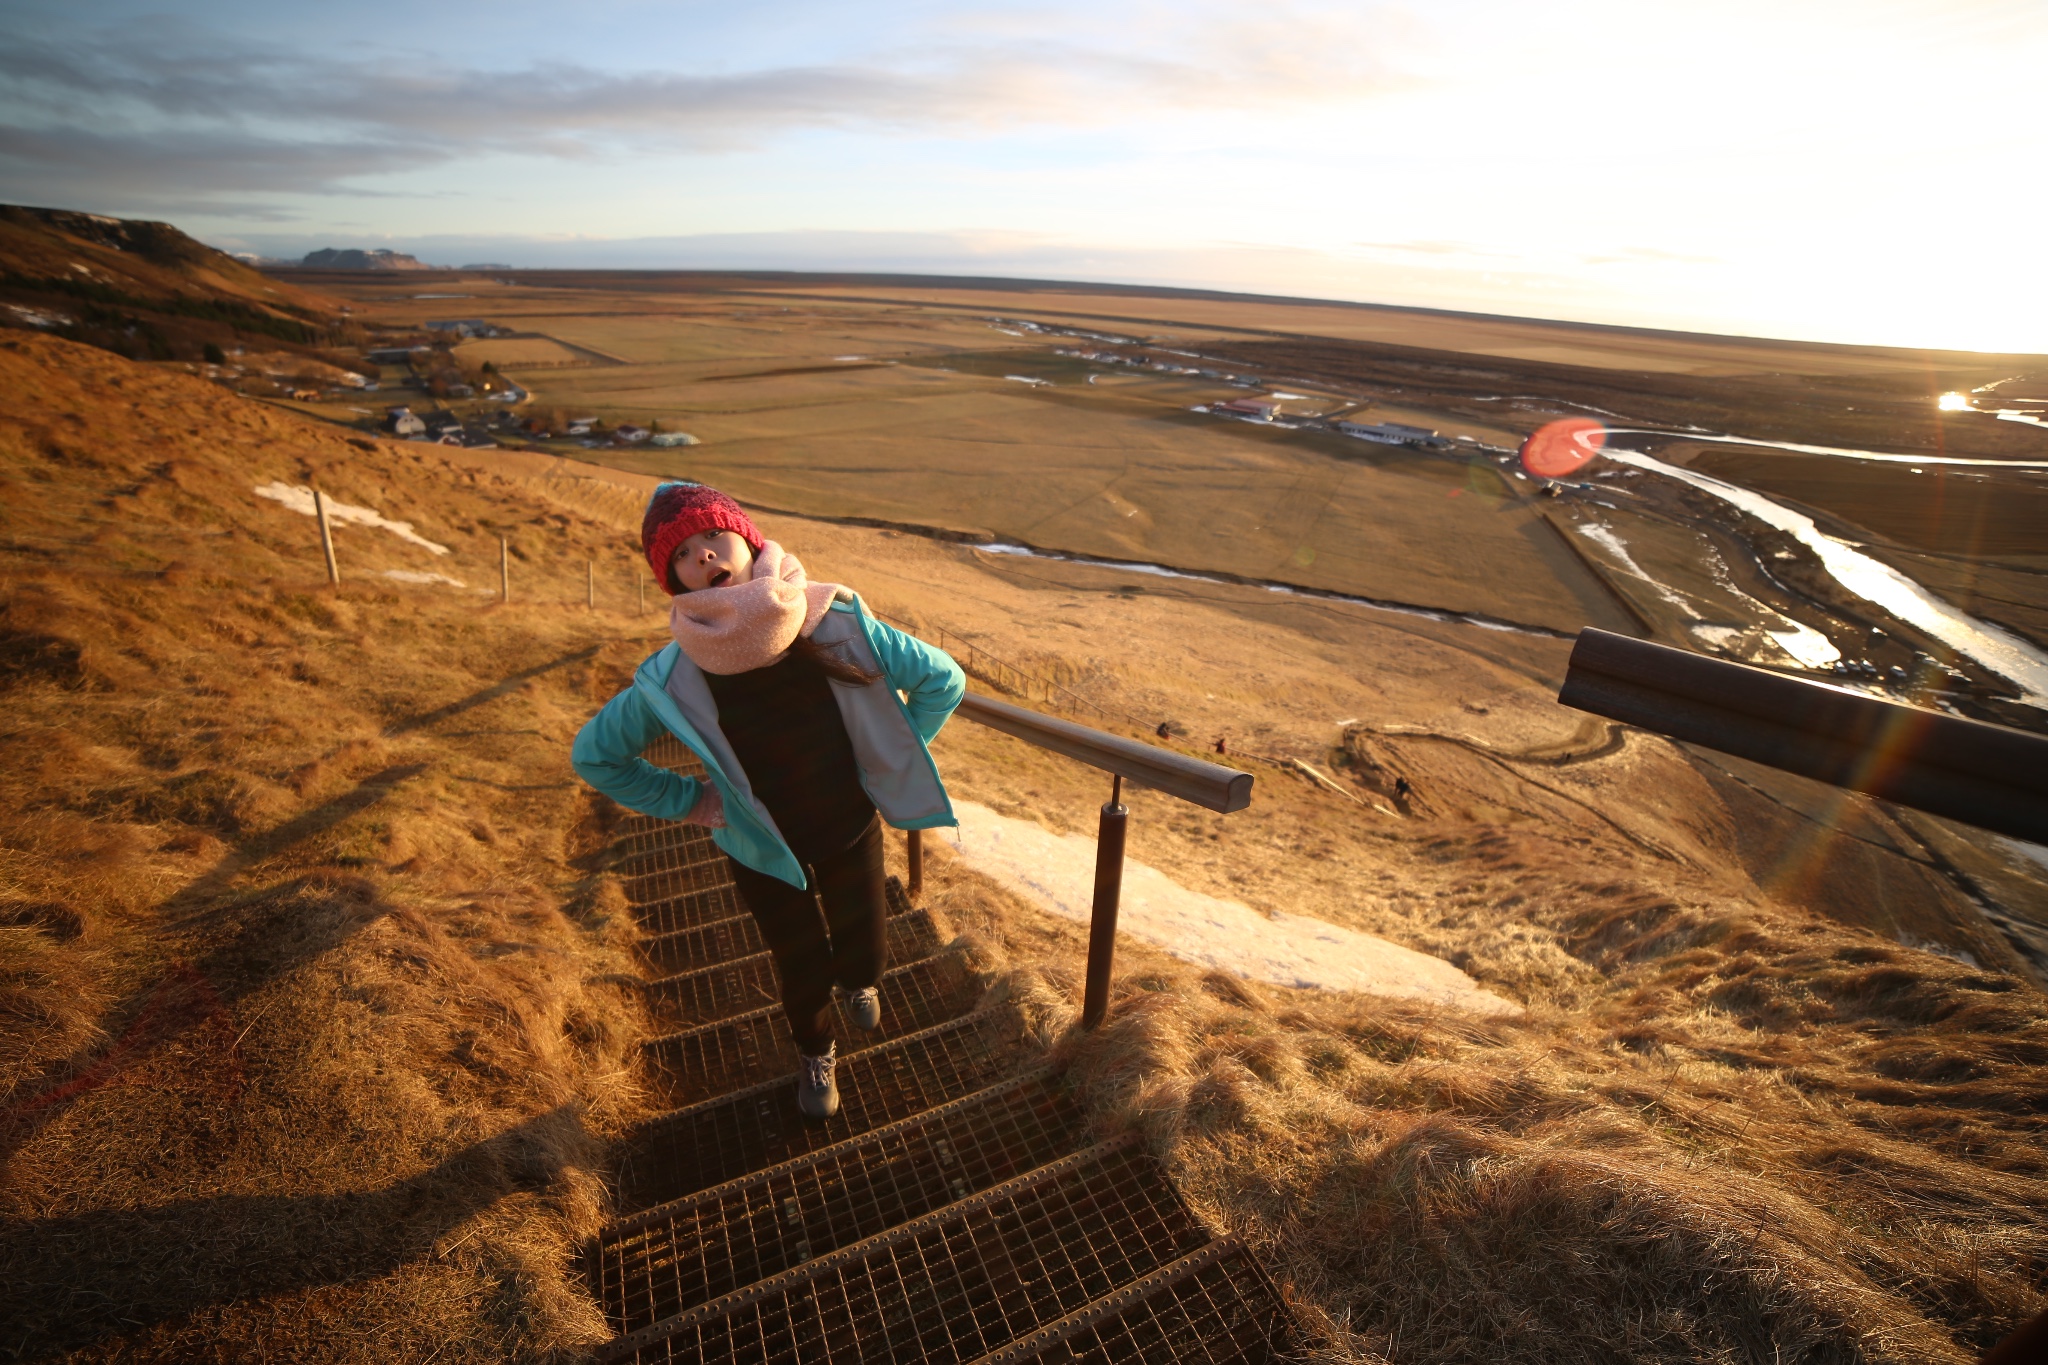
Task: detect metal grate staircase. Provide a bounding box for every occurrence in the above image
[584,739,1299,1363]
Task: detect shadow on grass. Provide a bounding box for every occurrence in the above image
[0,1108,587,1361]
[384,645,599,736]
[0,764,427,1164]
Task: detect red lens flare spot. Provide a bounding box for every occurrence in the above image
[1520,418,1606,479]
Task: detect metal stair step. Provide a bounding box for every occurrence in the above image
[639,734,697,771]
[632,882,747,938]
[643,911,945,1027]
[636,886,934,977]
[626,854,732,905]
[641,950,982,1108]
[613,839,726,881]
[633,911,764,979]
[611,814,718,856]
[615,1004,1037,1210]
[596,1139,1210,1365]
[644,951,781,1031]
[591,1070,1089,1335]
[962,1237,1301,1365]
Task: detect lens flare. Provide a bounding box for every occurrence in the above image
[1937,392,1972,411]
[1519,418,1606,479]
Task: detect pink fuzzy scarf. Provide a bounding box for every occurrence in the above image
[668,540,844,676]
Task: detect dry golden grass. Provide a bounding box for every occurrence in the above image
[913,825,2048,1364]
[779,511,2048,1364]
[0,332,673,1360]
[5,326,2045,1363]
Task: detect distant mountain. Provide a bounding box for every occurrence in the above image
[301,247,434,271]
[0,204,340,361]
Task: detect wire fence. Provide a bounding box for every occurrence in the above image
[245,508,1352,801]
[864,607,1318,784]
[867,609,1131,731]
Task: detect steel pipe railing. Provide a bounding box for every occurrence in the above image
[955,693,1254,814]
[910,689,1255,1029]
[1558,627,2048,843]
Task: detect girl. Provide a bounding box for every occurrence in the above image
[572,484,964,1119]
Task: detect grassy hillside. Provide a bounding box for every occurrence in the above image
[0,332,662,1358]
[2,331,2044,1361]
[0,206,342,362]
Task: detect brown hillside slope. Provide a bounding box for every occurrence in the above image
[2,330,2045,1362]
[780,517,2048,1362]
[0,332,667,1359]
[0,206,340,361]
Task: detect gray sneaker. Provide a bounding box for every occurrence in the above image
[844,985,882,1032]
[797,1045,839,1120]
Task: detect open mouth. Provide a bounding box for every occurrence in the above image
[707,568,732,587]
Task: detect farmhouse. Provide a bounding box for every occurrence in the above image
[385,406,425,437]
[1336,419,1450,449]
[611,423,650,444]
[422,319,508,339]
[1213,398,1281,421]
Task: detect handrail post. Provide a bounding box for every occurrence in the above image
[906,828,924,901]
[1082,773,1127,1030]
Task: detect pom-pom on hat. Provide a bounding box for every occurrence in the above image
[642,482,764,593]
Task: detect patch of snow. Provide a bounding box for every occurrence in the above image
[1005,375,1051,387]
[943,801,1522,1016]
[251,482,450,555]
[1897,934,1978,968]
[6,303,72,329]
[1763,620,1841,669]
[381,569,467,587]
[1269,392,1308,400]
[1999,837,2048,875]
[1574,521,1692,611]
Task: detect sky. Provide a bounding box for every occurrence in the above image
[1,0,2042,352]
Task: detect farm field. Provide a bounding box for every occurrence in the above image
[291,269,2048,730]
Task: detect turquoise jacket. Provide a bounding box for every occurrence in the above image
[571,593,964,889]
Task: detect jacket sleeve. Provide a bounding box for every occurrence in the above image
[863,614,966,743]
[570,686,703,820]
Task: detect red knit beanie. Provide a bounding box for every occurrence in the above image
[641,483,764,593]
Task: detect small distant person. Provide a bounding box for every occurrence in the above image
[1394,776,1412,800]
[571,484,964,1121]
[1156,721,1171,739]
[1214,737,1228,755]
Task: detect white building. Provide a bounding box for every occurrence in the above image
[1335,420,1448,449]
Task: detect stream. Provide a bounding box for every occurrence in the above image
[1599,446,2048,709]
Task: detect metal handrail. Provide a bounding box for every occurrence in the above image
[917,688,1256,1028]
[1558,628,2048,843]
[957,693,1254,814]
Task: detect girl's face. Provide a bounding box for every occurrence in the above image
[671,528,754,592]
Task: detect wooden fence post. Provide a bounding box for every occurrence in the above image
[500,539,509,603]
[587,559,595,611]
[313,489,340,586]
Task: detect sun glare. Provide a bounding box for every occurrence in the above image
[1937,392,1973,412]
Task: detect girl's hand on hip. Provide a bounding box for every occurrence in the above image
[685,782,726,829]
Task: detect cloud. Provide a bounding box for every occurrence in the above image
[0,126,440,203]
[0,7,1417,206]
